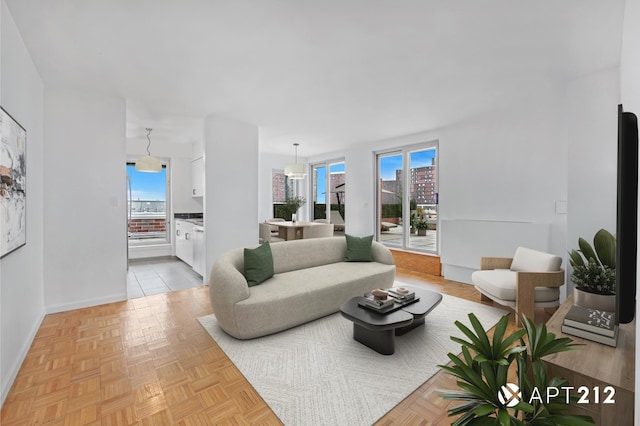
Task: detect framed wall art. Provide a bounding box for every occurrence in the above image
[0,107,26,258]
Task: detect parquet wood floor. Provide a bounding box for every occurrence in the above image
[1,269,549,425]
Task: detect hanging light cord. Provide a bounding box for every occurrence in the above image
[294,142,299,164]
[145,128,153,156]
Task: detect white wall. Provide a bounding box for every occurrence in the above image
[566,67,620,295]
[306,89,570,282]
[204,116,258,281]
[619,0,640,418]
[43,88,127,313]
[0,0,45,404]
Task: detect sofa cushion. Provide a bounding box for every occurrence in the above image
[244,242,274,287]
[345,234,373,262]
[472,269,559,303]
[510,247,562,272]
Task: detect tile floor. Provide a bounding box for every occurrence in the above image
[379,226,437,252]
[127,256,204,299]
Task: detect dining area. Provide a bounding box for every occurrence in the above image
[259,219,335,243]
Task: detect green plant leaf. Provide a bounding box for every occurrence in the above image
[497,409,511,426]
[447,400,486,416]
[453,321,486,352]
[474,403,497,417]
[578,237,598,265]
[490,315,509,359]
[451,336,482,354]
[480,362,498,394]
[513,401,534,413]
[496,364,509,391]
[568,249,585,267]
[500,326,527,347]
[454,315,492,357]
[594,228,616,269]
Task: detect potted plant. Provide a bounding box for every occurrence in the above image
[410,212,418,234]
[284,196,306,222]
[415,218,428,236]
[439,314,594,425]
[568,229,616,311]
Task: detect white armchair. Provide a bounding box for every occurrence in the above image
[259,223,284,244]
[471,247,564,324]
[304,223,334,239]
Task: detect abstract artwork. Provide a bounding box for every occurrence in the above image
[0,107,26,258]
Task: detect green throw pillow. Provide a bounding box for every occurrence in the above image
[244,242,274,287]
[345,234,373,262]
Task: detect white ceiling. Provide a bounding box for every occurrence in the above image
[5,0,626,156]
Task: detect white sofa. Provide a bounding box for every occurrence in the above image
[209,236,396,339]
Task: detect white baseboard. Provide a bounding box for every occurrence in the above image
[45,293,128,314]
[128,244,172,259]
[442,264,475,285]
[1,311,46,406]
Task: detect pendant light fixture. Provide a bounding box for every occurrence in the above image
[135,128,162,173]
[284,143,307,179]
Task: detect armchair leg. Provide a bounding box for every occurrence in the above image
[515,285,536,327]
[480,293,492,302]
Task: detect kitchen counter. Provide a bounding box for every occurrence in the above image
[174,213,203,226]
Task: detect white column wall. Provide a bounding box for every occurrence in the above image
[43,88,127,313]
[204,116,258,282]
[0,0,45,405]
[566,67,620,295]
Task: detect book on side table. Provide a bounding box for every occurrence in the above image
[561,304,618,347]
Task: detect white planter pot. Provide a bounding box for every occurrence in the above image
[574,288,616,312]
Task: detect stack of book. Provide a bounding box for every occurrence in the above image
[561,304,618,347]
[387,287,416,302]
[362,294,395,310]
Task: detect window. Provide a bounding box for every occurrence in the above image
[311,160,345,230]
[376,143,438,253]
[272,169,299,219]
[272,170,287,204]
[127,163,169,245]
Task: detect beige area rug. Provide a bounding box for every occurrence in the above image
[198,292,508,426]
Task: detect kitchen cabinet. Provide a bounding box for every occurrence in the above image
[175,219,194,266]
[192,225,205,276]
[191,157,204,197]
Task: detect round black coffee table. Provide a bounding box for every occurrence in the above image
[339,285,443,355]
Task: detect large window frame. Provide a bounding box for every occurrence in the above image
[375,141,439,254]
[126,161,171,246]
[310,159,346,225]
